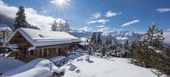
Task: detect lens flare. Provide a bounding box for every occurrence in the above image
[51,0,70,8]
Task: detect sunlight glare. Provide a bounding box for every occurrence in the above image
[51,0,70,8]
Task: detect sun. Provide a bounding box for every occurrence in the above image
[51,0,70,8]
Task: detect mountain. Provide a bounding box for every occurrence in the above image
[111,30,141,44]
[71,30,141,45]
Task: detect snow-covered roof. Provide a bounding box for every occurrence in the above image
[9,28,80,47]
[0,27,11,31]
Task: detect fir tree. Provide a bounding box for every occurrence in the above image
[51,20,57,31]
[123,40,131,58]
[131,22,170,74]
[51,20,70,32]
[14,6,27,31]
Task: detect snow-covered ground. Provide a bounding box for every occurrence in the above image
[0,57,25,73]
[4,58,59,77]
[62,55,158,77]
[0,52,167,77]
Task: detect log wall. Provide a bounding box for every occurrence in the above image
[30,44,78,57]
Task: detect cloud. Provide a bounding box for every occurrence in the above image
[95,25,106,28]
[113,28,123,32]
[165,29,170,32]
[93,12,101,19]
[78,26,92,32]
[87,19,109,24]
[121,19,140,27]
[97,27,109,32]
[0,0,65,30]
[105,11,121,18]
[157,8,170,13]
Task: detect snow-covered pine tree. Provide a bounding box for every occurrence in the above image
[63,20,70,32]
[123,40,131,58]
[144,22,164,48]
[51,20,70,32]
[14,6,27,31]
[51,20,57,31]
[131,22,170,75]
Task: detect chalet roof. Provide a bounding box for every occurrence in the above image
[9,28,80,47]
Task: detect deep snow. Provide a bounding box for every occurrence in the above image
[0,53,167,77]
[62,55,157,77]
[0,57,25,73]
[3,58,60,77]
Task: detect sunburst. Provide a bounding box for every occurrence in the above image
[51,0,70,9]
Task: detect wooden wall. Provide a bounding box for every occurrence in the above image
[30,44,78,57]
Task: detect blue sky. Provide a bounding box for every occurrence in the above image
[1,0,170,32]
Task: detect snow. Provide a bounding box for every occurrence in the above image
[0,27,11,31]
[0,57,25,73]
[148,46,162,53]
[116,36,128,40]
[80,37,89,45]
[50,56,66,63]
[62,55,157,77]
[50,56,67,67]
[1,48,166,77]
[9,28,80,47]
[4,58,59,77]
[1,54,166,77]
[163,32,170,45]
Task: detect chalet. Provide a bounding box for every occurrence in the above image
[8,28,80,58]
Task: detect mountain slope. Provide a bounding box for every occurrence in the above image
[63,55,157,77]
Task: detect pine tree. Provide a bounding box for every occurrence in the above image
[130,22,170,74]
[51,20,70,32]
[51,20,57,31]
[14,6,27,31]
[123,40,131,58]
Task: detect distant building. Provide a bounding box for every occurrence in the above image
[8,28,80,58]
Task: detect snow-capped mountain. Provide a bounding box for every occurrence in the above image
[111,30,141,44]
[71,30,141,45]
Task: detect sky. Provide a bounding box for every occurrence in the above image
[0,0,170,32]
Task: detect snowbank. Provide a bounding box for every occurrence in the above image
[0,57,25,73]
[62,55,157,77]
[4,58,59,77]
[50,56,67,67]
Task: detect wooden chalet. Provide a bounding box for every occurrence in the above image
[8,28,80,58]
